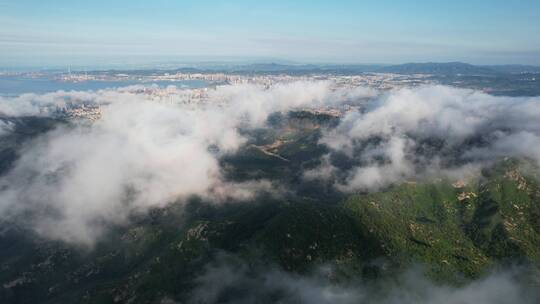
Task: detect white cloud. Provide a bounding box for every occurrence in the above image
[3,82,540,243]
[0,81,344,245]
[317,85,540,191]
[0,119,14,136]
[337,136,414,191]
[188,255,539,304]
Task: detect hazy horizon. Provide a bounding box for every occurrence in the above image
[1,0,540,68]
[3,58,540,73]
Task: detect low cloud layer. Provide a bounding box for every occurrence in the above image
[315,85,540,190]
[2,82,540,244]
[0,82,372,245]
[187,255,539,304]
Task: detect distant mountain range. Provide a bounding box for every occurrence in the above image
[377,62,495,75]
[379,62,540,75]
[160,62,540,76]
[75,61,540,76]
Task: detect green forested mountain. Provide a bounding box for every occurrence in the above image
[1,155,539,303]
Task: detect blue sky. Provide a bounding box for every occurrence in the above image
[1,0,540,68]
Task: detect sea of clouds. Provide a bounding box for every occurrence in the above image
[0,82,371,244]
[182,253,539,304]
[1,82,540,245]
[311,85,540,190]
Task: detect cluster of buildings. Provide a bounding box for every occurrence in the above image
[126,72,432,89]
[53,70,433,91]
[44,72,433,122]
[54,103,102,121]
[123,86,212,105]
[331,73,432,90]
